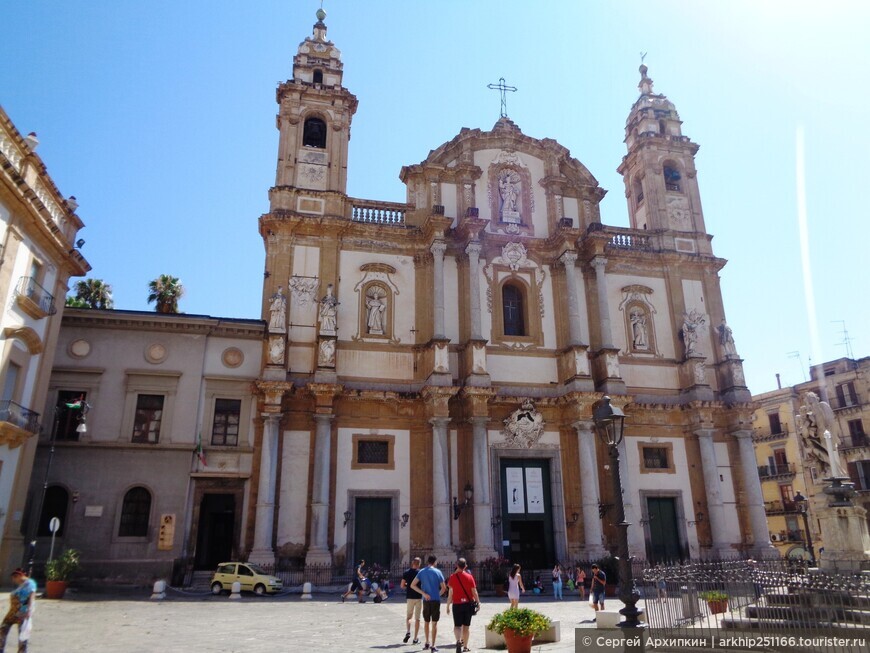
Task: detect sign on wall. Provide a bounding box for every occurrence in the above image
[158,514,176,551]
[505,467,525,514]
[525,467,545,514]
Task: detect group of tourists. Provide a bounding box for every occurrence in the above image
[340,559,391,603]
[550,562,607,610]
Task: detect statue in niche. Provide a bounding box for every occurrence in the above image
[680,309,706,357]
[318,338,336,367]
[717,320,738,357]
[498,169,521,222]
[629,308,649,350]
[365,285,387,335]
[319,284,338,335]
[268,286,287,332]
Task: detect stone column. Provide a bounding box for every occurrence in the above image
[696,428,731,556]
[249,414,281,564]
[470,416,496,558]
[560,251,584,346]
[575,421,606,558]
[431,416,453,556]
[591,256,613,348]
[465,241,483,340]
[431,241,448,339]
[306,413,334,565]
[734,430,777,556]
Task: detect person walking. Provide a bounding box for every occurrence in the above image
[552,563,563,600]
[446,558,479,653]
[589,563,606,611]
[341,559,367,603]
[411,555,447,652]
[575,566,587,600]
[400,557,423,645]
[506,563,525,608]
[0,569,36,653]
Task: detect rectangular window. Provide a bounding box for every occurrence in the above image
[212,398,241,446]
[642,446,669,469]
[55,391,88,441]
[132,394,164,443]
[848,419,865,437]
[767,413,782,434]
[836,382,857,407]
[358,440,389,465]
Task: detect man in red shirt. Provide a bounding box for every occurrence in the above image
[445,558,479,653]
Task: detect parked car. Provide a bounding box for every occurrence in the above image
[210,562,283,595]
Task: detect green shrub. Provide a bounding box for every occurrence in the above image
[45,548,80,581]
[487,607,551,637]
[700,590,728,602]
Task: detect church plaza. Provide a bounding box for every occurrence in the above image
[2,588,621,652]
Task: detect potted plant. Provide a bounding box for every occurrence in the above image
[700,589,729,615]
[487,607,551,653]
[44,548,80,599]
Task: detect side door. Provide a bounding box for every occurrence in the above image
[237,564,255,591]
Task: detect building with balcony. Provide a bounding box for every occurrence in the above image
[0,106,90,574]
[752,356,870,560]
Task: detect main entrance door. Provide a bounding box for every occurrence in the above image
[500,459,554,569]
[354,497,392,567]
[645,497,684,562]
[194,494,235,570]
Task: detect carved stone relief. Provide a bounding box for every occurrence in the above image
[317,339,336,368]
[289,276,319,307]
[502,399,545,448]
[268,335,285,365]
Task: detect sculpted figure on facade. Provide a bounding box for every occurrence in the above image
[502,399,545,448]
[319,283,338,335]
[629,308,649,350]
[268,286,287,332]
[680,309,706,357]
[718,319,738,357]
[798,391,846,478]
[317,338,336,368]
[365,285,387,335]
[268,335,285,365]
[498,169,521,221]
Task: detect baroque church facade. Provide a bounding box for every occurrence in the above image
[248,11,773,570]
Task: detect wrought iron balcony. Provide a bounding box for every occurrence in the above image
[14,276,56,317]
[764,500,798,515]
[840,434,870,451]
[757,463,796,479]
[828,396,861,410]
[752,426,790,443]
[0,399,40,448]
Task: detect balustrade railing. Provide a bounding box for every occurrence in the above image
[841,434,870,450]
[757,463,796,479]
[764,500,797,514]
[0,399,40,433]
[350,200,408,225]
[15,276,57,315]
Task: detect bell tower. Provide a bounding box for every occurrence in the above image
[271,8,358,206]
[617,64,708,241]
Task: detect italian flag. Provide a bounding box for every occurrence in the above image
[194,432,207,467]
[64,397,84,409]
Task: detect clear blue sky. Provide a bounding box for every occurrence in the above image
[3,1,867,395]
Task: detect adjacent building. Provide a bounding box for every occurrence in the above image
[0,107,90,575]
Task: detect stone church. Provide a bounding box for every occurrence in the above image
[248,10,773,570]
[21,9,775,580]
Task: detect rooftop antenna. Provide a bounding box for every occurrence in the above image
[832,320,855,360]
[787,351,807,382]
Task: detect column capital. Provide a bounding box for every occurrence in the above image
[572,419,595,433]
[731,429,754,441]
[694,428,715,440]
[590,256,608,271]
[313,413,335,424]
[429,416,451,428]
[260,412,283,424]
[430,240,448,258]
[465,240,483,257]
[559,249,578,266]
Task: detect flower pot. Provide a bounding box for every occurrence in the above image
[45,580,68,599]
[707,599,728,615]
[503,627,534,653]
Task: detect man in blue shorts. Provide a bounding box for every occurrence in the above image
[589,563,607,611]
[410,555,447,652]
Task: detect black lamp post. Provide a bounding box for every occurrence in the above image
[593,396,644,637]
[452,483,473,520]
[792,491,816,566]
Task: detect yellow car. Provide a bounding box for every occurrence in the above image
[210,562,283,595]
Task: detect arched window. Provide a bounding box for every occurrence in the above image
[659,120,667,135]
[119,486,151,537]
[313,69,323,84]
[663,163,681,192]
[303,116,327,148]
[502,283,526,336]
[37,486,68,536]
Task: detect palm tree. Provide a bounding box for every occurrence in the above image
[70,278,114,309]
[147,274,184,313]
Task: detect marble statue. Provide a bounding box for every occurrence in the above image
[319,284,338,335]
[365,285,387,335]
[630,308,649,350]
[681,309,706,357]
[498,169,521,220]
[268,336,285,365]
[718,320,737,357]
[318,338,336,367]
[268,286,286,332]
[798,391,846,478]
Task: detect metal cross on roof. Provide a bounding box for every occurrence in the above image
[487,77,518,119]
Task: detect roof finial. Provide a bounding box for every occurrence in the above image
[638,53,654,95]
[313,2,327,41]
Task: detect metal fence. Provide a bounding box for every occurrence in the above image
[640,559,870,653]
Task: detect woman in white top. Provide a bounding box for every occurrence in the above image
[507,563,525,608]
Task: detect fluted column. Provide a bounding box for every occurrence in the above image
[696,428,731,556]
[574,421,606,558]
[560,251,584,345]
[249,413,281,564]
[431,416,453,553]
[431,241,448,339]
[734,430,776,555]
[470,416,496,557]
[306,413,334,565]
[466,241,483,340]
[591,256,614,348]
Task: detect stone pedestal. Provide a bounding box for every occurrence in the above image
[817,478,870,572]
[680,355,714,401]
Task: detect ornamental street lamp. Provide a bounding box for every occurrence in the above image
[593,396,644,637]
[452,483,474,520]
[792,491,816,566]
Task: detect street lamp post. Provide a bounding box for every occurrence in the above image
[792,491,816,566]
[593,396,644,636]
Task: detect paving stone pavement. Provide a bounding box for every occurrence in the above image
[0,589,643,652]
